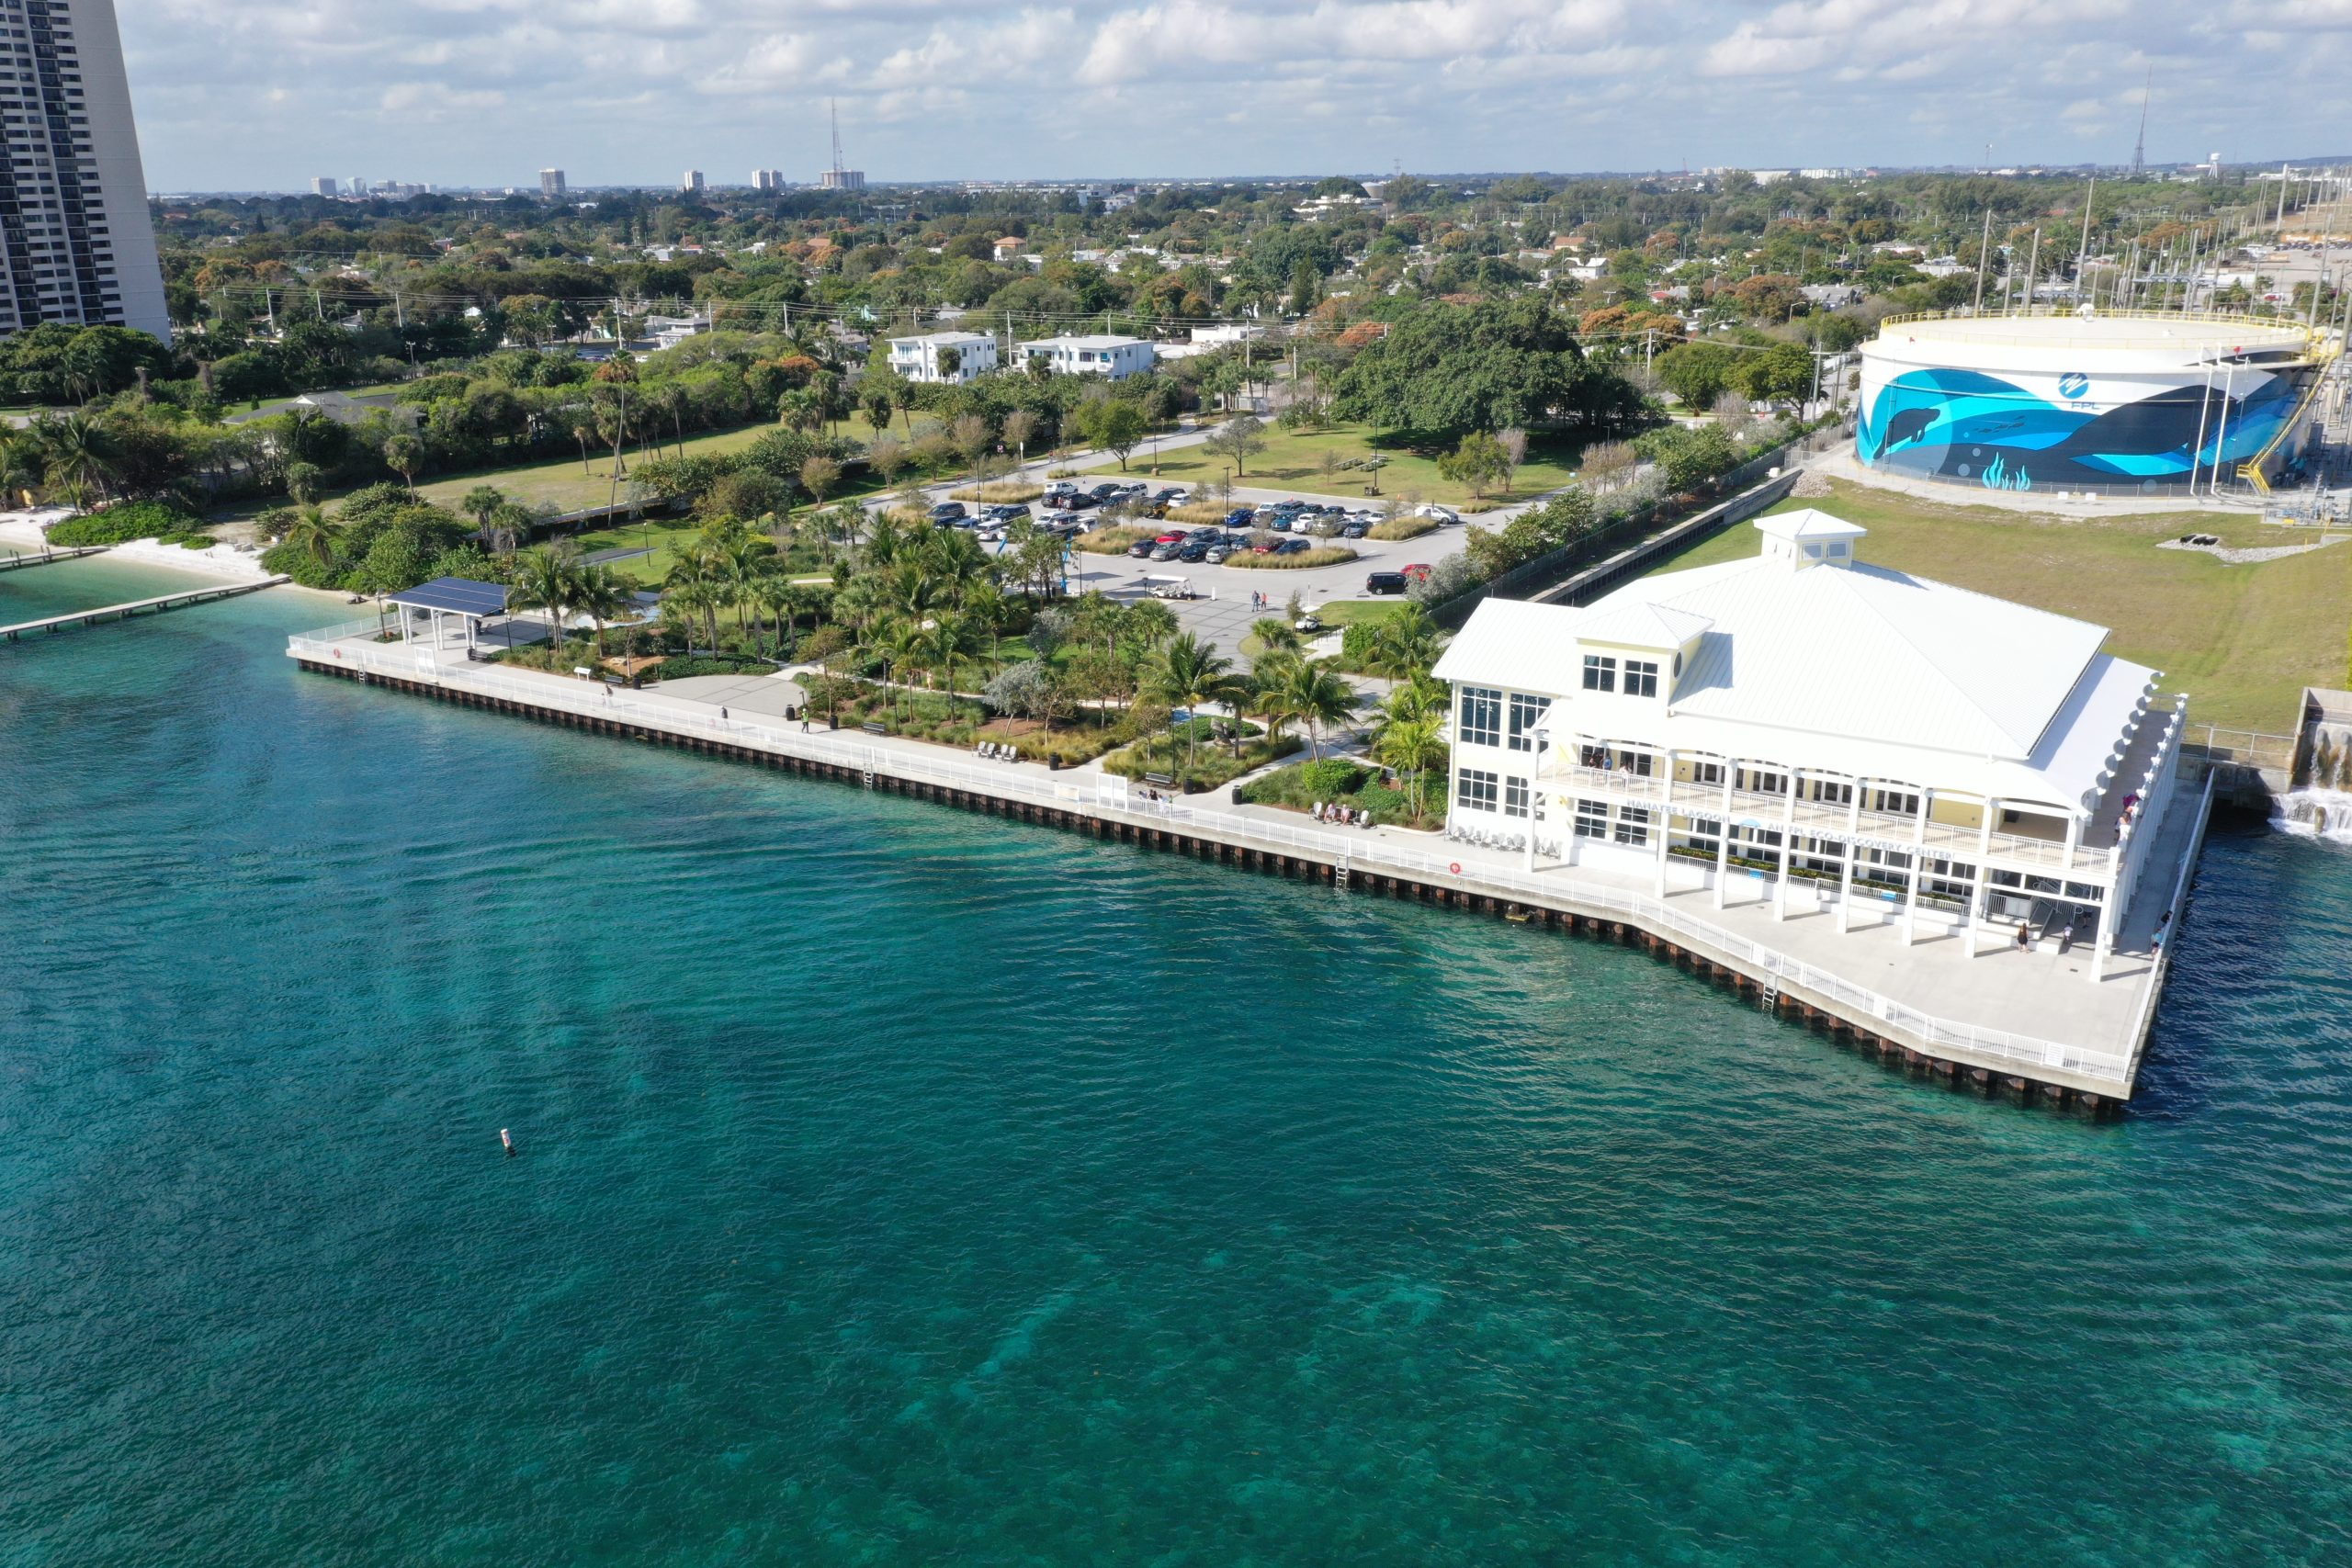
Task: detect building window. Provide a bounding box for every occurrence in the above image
[1575,799,1609,839]
[1872,788,1920,818]
[1507,693,1550,751]
[1457,768,1499,811]
[1614,807,1651,847]
[1582,655,1616,693]
[1458,686,1501,747]
[1743,768,1787,795]
[1504,777,1531,818]
[1624,659,1658,698]
[1806,778,1853,806]
[1694,761,1724,785]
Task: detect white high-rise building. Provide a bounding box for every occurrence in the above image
[311,176,339,198]
[682,169,705,195]
[539,168,566,200]
[0,0,170,342]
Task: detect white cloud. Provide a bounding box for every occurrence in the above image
[107,0,2352,187]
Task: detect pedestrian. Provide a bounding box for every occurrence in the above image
[720,706,729,720]
[2058,925,2073,954]
[2014,920,2030,950]
[800,716,810,732]
[2157,908,2173,932]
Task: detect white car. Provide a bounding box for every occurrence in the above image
[1416,503,1461,525]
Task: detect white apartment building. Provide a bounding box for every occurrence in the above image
[311,176,339,197]
[887,330,997,384]
[1019,333,1156,379]
[1431,511,2191,979]
[539,169,566,200]
[0,0,170,342]
[682,170,705,195]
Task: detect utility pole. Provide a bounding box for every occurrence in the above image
[1972,209,1993,312]
[2075,177,2096,303]
[2022,228,2041,313]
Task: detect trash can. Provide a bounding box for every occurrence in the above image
[1231,784,1246,806]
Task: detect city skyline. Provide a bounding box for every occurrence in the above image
[116,0,2352,192]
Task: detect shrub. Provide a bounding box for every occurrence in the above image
[650,654,774,681]
[1076,525,1158,555]
[1166,502,1234,525]
[48,500,202,547]
[948,480,1045,502]
[1367,514,1438,541]
[1227,546,1356,570]
[171,532,217,549]
[1456,498,1502,514]
[1297,758,1366,795]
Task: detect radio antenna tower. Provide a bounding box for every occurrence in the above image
[2130,68,2151,175]
[829,98,845,179]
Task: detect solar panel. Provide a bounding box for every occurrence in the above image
[389,576,509,615]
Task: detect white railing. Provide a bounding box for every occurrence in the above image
[292,627,2144,1087]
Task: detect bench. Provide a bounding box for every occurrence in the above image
[861,721,888,735]
[1143,773,1176,788]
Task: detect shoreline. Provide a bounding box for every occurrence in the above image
[0,519,345,599]
[289,622,2209,1111]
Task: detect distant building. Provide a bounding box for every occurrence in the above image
[888,330,998,384]
[753,169,786,192]
[311,176,340,197]
[540,169,566,200]
[682,169,705,195]
[1019,334,1156,379]
[820,167,865,192]
[0,0,172,342]
[1188,323,1267,347]
[991,236,1023,261]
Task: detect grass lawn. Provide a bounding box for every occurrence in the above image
[1644,478,2352,733]
[1071,421,1586,504]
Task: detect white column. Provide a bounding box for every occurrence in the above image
[1655,747,1676,895]
[1838,776,1865,933]
[1522,779,1536,872]
[1966,795,1998,956]
[1772,768,1798,921]
[1899,787,1931,945]
[1713,758,1736,909]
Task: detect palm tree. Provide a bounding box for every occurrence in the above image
[29,411,119,506]
[911,613,977,719]
[718,535,778,637]
[1250,616,1305,660]
[1365,604,1443,682]
[571,565,629,659]
[1146,630,1249,780]
[1372,713,1448,818]
[1278,659,1363,761]
[757,580,799,657]
[510,547,579,655]
[277,505,340,573]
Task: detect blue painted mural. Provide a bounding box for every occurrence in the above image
[1857,367,2295,490]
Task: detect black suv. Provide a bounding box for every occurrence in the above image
[1365,571,1408,595]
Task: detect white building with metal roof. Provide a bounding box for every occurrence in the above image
[887,330,998,384]
[1430,510,2190,978]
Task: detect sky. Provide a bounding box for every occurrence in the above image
[116,0,2352,192]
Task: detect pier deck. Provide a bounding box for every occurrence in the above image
[3,576,287,639]
[288,622,2213,1107]
[0,546,106,572]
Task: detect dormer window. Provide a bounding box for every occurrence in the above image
[1582,654,1616,692]
[1625,659,1659,698]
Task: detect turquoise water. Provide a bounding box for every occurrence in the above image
[5,565,2352,1565]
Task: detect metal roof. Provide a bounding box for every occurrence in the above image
[389,576,508,615]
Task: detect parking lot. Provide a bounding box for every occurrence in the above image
[955,480,1479,658]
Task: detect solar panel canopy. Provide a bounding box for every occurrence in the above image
[390,577,509,615]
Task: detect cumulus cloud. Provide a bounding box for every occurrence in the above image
[109,0,2352,188]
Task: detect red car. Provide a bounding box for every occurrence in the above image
[1155,530,1188,545]
[1400,562,1432,581]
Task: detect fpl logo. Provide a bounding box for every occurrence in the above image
[2057,372,2090,400]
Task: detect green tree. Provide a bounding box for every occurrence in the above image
[1273,658,1363,761]
[509,547,579,650]
[1145,630,1249,779]
[1084,400,1148,470]
[1202,414,1267,478]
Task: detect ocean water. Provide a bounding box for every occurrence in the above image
[4,564,2351,1566]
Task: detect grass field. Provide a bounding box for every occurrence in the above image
[413,423,795,516]
[1644,478,2352,732]
[1071,422,1585,504]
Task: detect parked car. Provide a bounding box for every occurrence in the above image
[1204,544,1234,564]
[929,502,967,524]
[1251,537,1282,554]
[1275,537,1311,555]
[1269,513,1295,532]
[1339,520,1370,538]
[1224,507,1257,527]
[1400,562,1432,581]
[1045,479,1079,497]
[1152,487,1188,504]
[1187,526,1222,540]
[1089,483,1125,501]
[1155,529,1188,544]
[1062,492,1100,511]
[1365,570,1408,595]
[1178,540,1211,562]
[1417,503,1461,525]
[1150,540,1185,561]
[1151,581,1199,601]
[1127,538,1159,558]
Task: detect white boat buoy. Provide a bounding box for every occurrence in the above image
[501,1127,515,1156]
